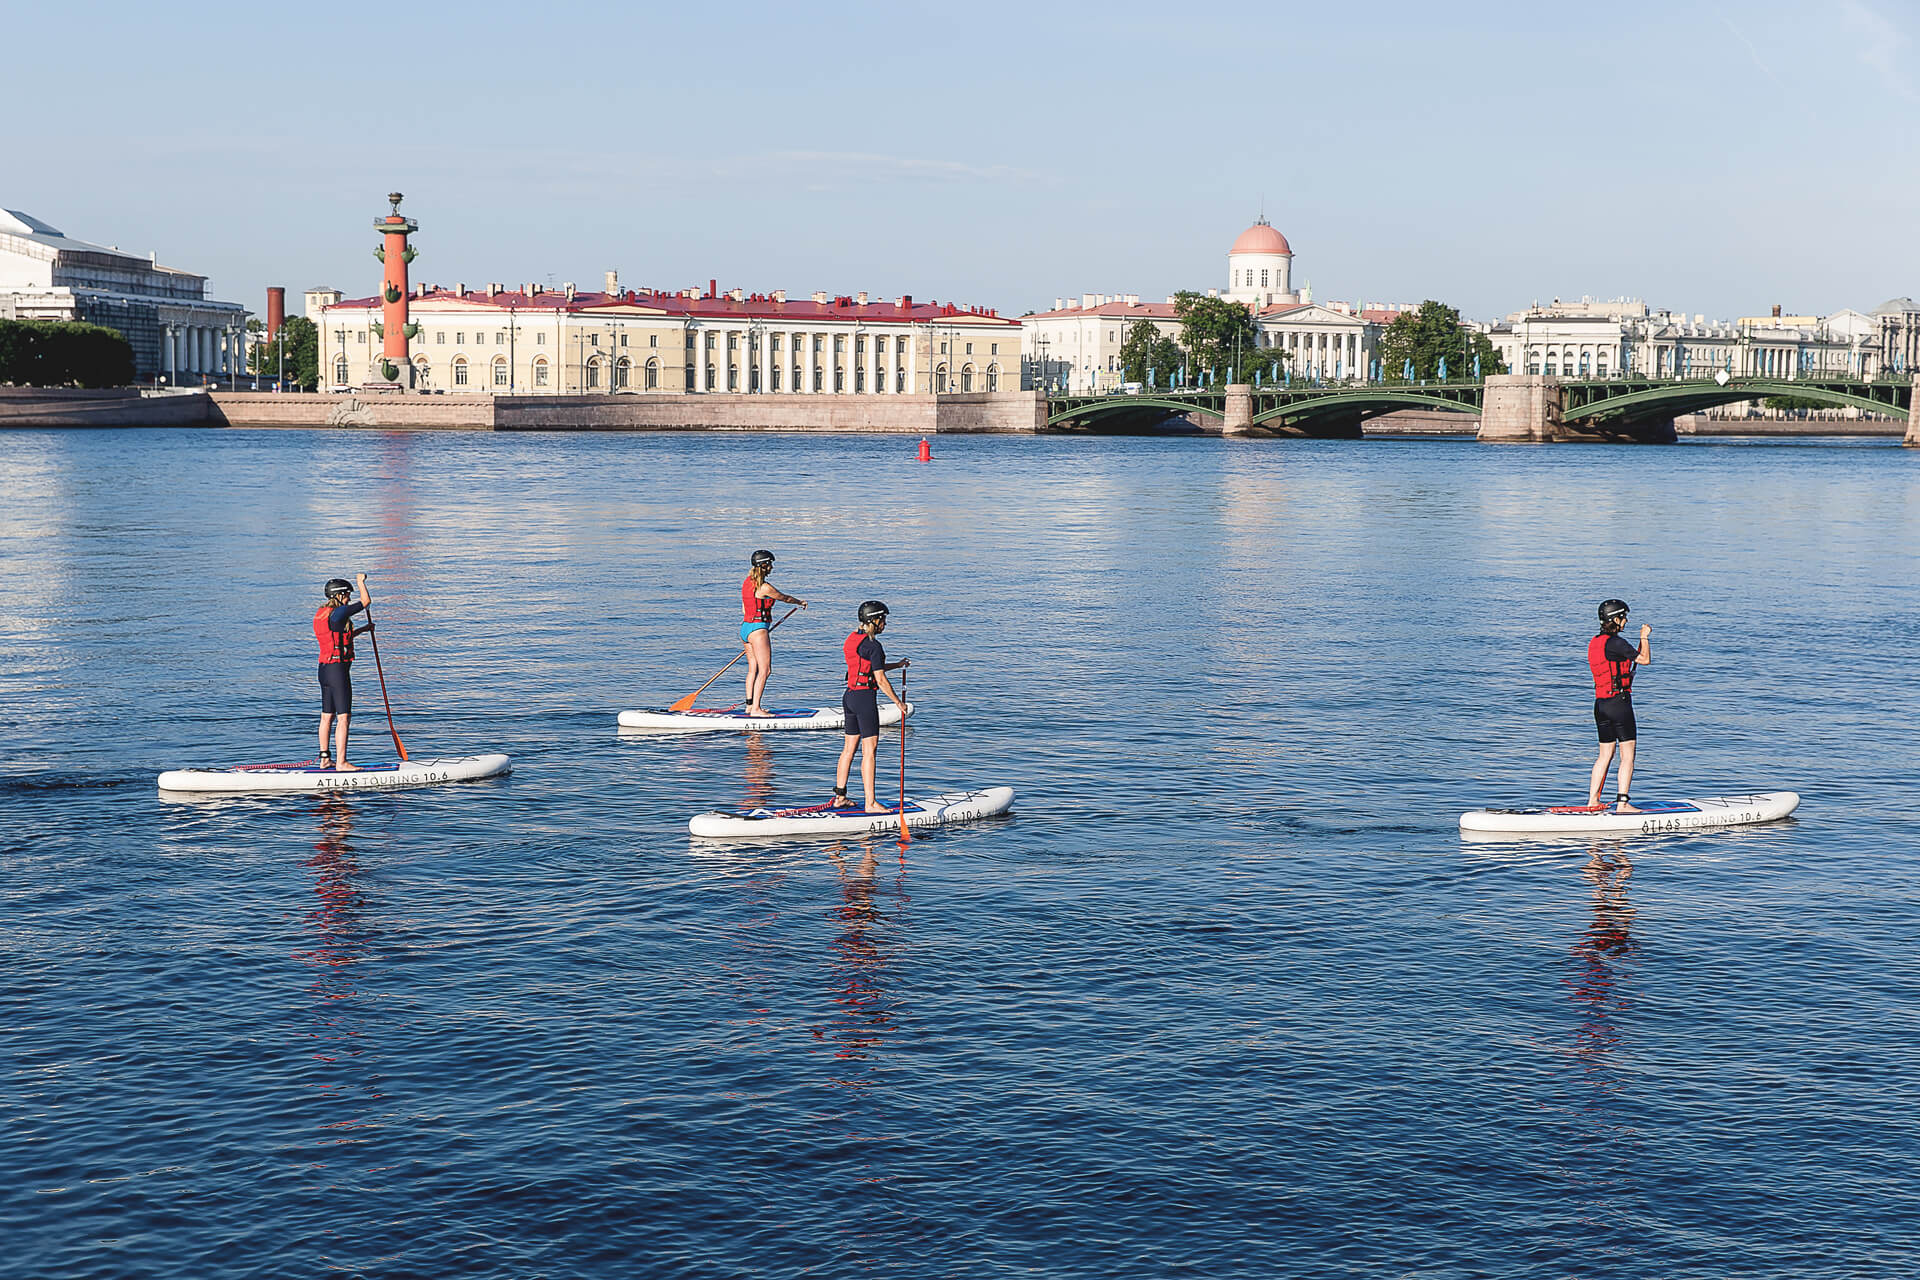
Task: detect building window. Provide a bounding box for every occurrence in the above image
[965,342,973,355]
[614,357,629,389]
[686,331,697,349]
[991,343,998,355]
[685,363,696,388]
[586,357,601,390]
[496,332,505,345]
[961,364,974,392]
[1260,270,1269,287]
[855,369,865,392]
[706,364,716,391]
[455,332,464,344]
[645,358,658,389]
[986,364,999,391]
[619,333,628,347]
[492,356,508,387]
[770,365,781,391]
[435,331,445,344]
[534,357,549,387]
[896,368,906,392]
[334,354,349,384]
[649,334,658,347]
[935,364,948,393]
[728,364,739,391]
[589,334,599,347]
[358,331,366,343]
[536,333,546,345]
[834,368,844,392]
[814,366,824,391]
[453,357,469,386]
[705,333,716,350]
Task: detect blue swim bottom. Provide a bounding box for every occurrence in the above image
[740,621,769,643]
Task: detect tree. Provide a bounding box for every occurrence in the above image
[251,315,319,390]
[1118,319,1185,386]
[1173,291,1261,380]
[0,319,134,388]
[1376,300,1506,382]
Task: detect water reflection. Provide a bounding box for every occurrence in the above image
[819,840,909,1084]
[1567,844,1637,1083]
[291,795,379,1082]
[743,732,775,809]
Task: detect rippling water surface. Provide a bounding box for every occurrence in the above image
[4,428,1918,1278]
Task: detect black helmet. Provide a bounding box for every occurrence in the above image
[750,549,775,570]
[857,599,889,625]
[324,578,353,598]
[1598,599,1630,624]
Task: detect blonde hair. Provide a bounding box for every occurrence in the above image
[747,563,769,585]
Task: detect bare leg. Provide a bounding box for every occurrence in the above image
[1588,742,1617,807]
[860,737,884,812]
[1615,740,1639,811]
[744,631,772,714]
[334,713,356,770]
[833,734,858,806]
[319,712,334,764]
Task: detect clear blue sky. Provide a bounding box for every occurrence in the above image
[9,0,1915,320]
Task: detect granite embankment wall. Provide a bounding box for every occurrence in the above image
[1673,414,1903,437]
[0,387,214,427]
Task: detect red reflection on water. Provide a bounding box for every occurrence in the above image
[1566,845,1637,1076]
[817,840,909,1082]
[291,795,380,1084]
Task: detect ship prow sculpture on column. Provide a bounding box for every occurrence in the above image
[363,192,421,392]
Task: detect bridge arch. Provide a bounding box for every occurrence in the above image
[1044,395,1226,430]
[1563,377,1909,426]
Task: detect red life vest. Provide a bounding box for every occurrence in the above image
[315,603,354,665]
[844,630,876,690]
[1588,632,1633,698]
[742,576,771,625]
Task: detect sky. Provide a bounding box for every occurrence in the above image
[7,0,1917,321]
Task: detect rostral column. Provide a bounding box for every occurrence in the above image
[370,192,420,389]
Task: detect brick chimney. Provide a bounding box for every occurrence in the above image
[812,291,829,304]
[265,286,285,342]
[897,294,912,309]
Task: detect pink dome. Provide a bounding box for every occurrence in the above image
[1230,221,1292,256]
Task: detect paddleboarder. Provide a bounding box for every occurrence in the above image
[316,574,374,770]
[1587,599,1652,812]
[832,600,910,813]
[742,549,806,716]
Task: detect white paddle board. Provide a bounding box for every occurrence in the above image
[157,753,511,795]
[619,701,912,733]
[1460,791,1799,838]
[690,785,1013,839]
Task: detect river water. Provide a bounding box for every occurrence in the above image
[3,428,1918,1279]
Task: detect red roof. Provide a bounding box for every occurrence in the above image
[1023,301,1178,320]
[323,286,1019,327]
[1230,221,1292,256]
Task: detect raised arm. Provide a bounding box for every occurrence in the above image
[1637,622,1652,665]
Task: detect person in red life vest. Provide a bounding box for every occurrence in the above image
[831,600,910,813]
[1587,598,1653,812]
[315,574,373,770]
[740,548,807,716]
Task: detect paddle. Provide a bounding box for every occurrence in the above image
[896,670,910,844]
[361,598,409,762]
[669,606,799,713]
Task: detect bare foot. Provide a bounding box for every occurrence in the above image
[864,803,889,814]
[1615,800,1641,814]
[336,762,360,772]
[745,705,770,717]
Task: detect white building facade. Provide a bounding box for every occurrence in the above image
[1489,297,1885,380]
[0,208,247,383]
[1021,220,1408,391]
[316,276,1019,396]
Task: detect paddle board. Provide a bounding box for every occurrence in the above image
[1459,791,1799,837]
[619,701,912,733]
[157,753,511,795]
[689,785,1013,839]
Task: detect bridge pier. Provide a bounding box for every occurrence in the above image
[1908,375,1920,447]
[1224,383,1252,435]
[1477,374,1561,443]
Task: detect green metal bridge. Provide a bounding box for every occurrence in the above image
[1041,376,1913,439]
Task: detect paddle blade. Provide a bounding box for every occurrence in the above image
[668,692,698,713]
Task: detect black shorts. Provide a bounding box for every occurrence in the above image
[319,662,353,715]
[842,688,880,740]
[1594,695,1636,743]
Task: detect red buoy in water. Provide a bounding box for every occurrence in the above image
[917,438,931,462]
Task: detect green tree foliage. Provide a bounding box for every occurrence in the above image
[1118,319,1186,386]
[1376,300,1506,382]
[251,315,320,390]
[1173,291,1261,379]
[0,319,135,388]
[1761,394,1834,411]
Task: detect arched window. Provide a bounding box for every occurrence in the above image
[616,357,631,390]
[334,354,350,385]
[705,364,716,391]
[855,369,865,393]
[934,364,948,393]
[586,356,602,390]
[492,356,509,387]
[770,365,781,391]
[896,368,906,393]
[685,363,696,389]
[834,367,845,392]
[961,364,974,392]
[728,363,739,391]
[645,358,658,390]
[813,366,824,392]
[534,357,549,387]
[414,355,431,387]
[986,364,999,392]
[453,356,469,386]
